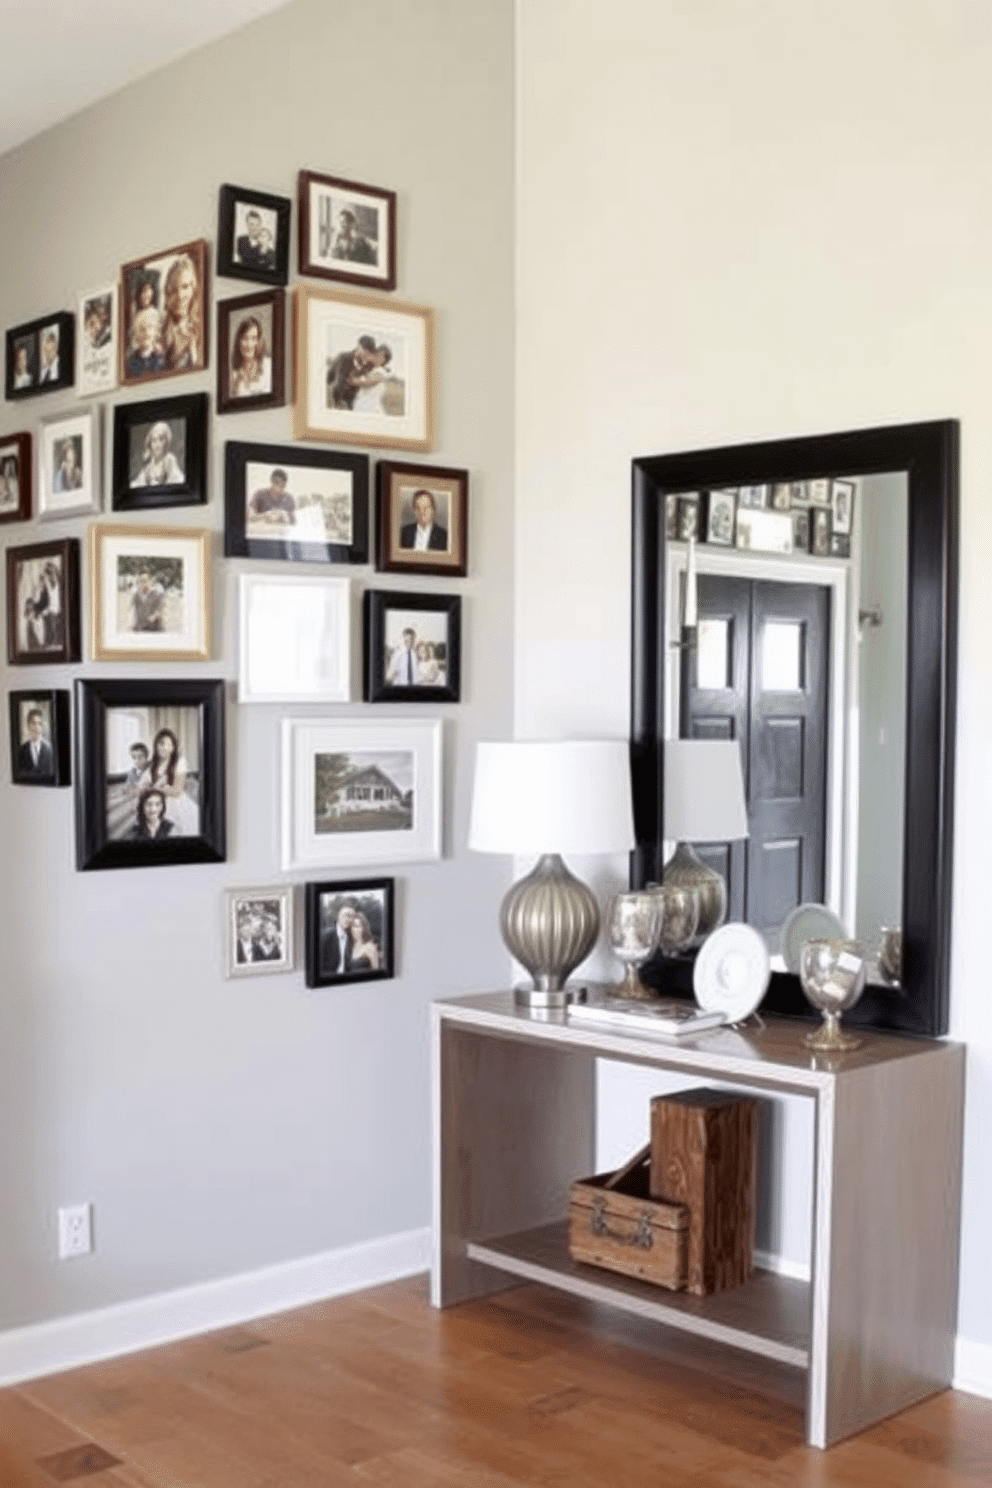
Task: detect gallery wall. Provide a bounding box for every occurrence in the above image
[0,0,514,1343]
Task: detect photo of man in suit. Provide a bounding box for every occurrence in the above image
[18,706,54,779]
[399,488,448,552]
[320,901,356,976]
[235,208,276,273]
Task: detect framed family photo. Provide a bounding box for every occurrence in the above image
[74,677,225,871]
[225,885,294,977]
[224,440,369,565]
[89,523,211,662]
[375,460,468,576]
[8,689,71,787]
[217,184,291,287]
[5,311,74,399]
[293,285,433,451]
[38,407,102,521]
[216,289,285,414]
[77,286,117,396]
[281,716,442,872]
[304,877,394,989]
[0,432,32,524]
[6,538,80,665]
[119,238,209,387]
[111,392,208,510]
[297,169,396,291]
[363,590,461,704]
[238,573,351,704]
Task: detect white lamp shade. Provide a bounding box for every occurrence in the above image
[469,741,635,857]
[663,739,749,843]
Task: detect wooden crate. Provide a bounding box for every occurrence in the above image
[649,1087,758,1297]
[568,1146,689,1290]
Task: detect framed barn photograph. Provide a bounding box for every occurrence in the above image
[224,440,369,565]
[216,288,285,414]
[6,537,81,665]
[38,407,102,521]
[217,183,291,287]
[225,885,294,977]
[5,311,74,399]
[297,169,396,291]
[281,716,442,872]
[119,238,209,387]
[375,460,468,576]
[293,285,433,451]
[238,573,351,704]
[89,522,211,662]
[74,677,225,871]
[304,877,394,988]
[363,590,461,704]
[77,285,117,396]
[9,688,71,787]
[0,432,32,524]
[111,392,208,510]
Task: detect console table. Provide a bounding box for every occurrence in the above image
[430,992,964,1449]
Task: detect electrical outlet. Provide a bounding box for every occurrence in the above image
[58,1204,92,1259]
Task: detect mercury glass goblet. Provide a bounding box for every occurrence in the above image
[877,926,902,985]
[653,881,700,958]
[799,938,867,1051]
[605,891,662,1000]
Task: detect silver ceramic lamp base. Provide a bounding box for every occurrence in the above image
[662,840,726,947]
[501,853,600,1008]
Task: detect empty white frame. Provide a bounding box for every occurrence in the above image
[238,572,351,703]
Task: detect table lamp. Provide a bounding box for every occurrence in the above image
[662,738,749,944]
[469,740,635,1007]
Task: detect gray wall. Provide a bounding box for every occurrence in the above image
[0,0,514,1330]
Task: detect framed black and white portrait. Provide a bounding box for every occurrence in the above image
[217,184,291,288]
[5,311,74,399]
[297,170,396,291]
[0,432,32,524]
[216,290,285,414]
[5,538,81,665]
[304,877,394,988]
[225,885,294,977]
[363,590,461,704]
[112,393,207,510]
[8,689,71,787]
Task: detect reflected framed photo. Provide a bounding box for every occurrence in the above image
[238,573,351,704]
[9,688,71,787]
[831,478,856,535]
[792,509,811,553]
[77,286,117,396]
[217,288,285,414]
[281,716,441,872]
[6,537,81,665]
[293,285,433,451]
[119,238,209,387]
[112,392,207,510]
[297,169,396,291]
[217,183,291,288]
[74,677,225,871]
[224,440,369,564]
[736,507,794,555]
[700,488,736,546]
[38,407,102,521]
[676,495,698,541]
[363,590,461,704]
[305,877,394,988]
[375,460,468,576]
[808,478,832,507]
[738,484,769,510]
[811,506,832,556]
[5,311,74,399]
[0,432,32,524]
[225,885,294,977]
[89,522,211,662]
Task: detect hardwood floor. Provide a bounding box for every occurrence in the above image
[1,1275,990,1486]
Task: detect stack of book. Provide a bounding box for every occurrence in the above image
[567,995,726,1040]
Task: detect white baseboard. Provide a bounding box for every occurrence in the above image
[954,1336,992,1399]
[753,1248,810,1283]
[0,1226,430,1388]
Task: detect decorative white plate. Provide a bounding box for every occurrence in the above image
[780,902,847,975]
[693,923,770,1023]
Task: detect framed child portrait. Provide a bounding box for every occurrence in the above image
[297,169,396,292]
[216,183,291,288]
[216,289,285,414]
[363,590,461,704]
[111,392,208,511]
[0,432,32,524]
[8,689,71,787]
[5,537,81,666]
[38,407,102,521]
[119,239,209,387]
[304,877,394,989]
[375,460,468,576]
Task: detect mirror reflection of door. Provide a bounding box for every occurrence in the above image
[686,574,830,949]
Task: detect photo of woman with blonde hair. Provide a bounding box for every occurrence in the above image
[162,253,202,372]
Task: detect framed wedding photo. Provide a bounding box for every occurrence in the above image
[224,440,369,565]
[304,877,394,989]
[38,407,102,521]
[217,184,291,288]
[216,289,285,414]
[376,460,468,576]
[9,689,71,787]
[0,432,32,524]
[89,522,211,662]
[74,677,225,871]
[297,169,396,291]
[225,885,294,978]
[238,573,351,705]
[363,590,461,704]
[293,285,433,451]
[112,392,208,510]
[77,286,117,396]
[5,311,74,400]
[6,538,81,666]
[119,238,209,387]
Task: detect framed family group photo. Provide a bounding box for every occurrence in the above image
[89,523,211,662]
[304,877,394,989]
[363,590,461,704]
[74,677,225,871]
[8,689,71,787]
[120,238,208,386]
[217,183,291,288]
[38,407,102,521]
[375,460,468,576]
[0,432,31,524]
[5,311,74,399]
[111,392,208,510]
[224,440,369,565]
[6,537,80,665]
[238,573,351,705]
[216,289,285,414]
[225,884,294,977]
[297,169,396,291]
[77,286,117,396]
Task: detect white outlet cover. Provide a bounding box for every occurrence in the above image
[58,1203,92,1259]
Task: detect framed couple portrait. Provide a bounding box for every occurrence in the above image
[304,877,394,989]
[217,183,291,288]
[225,885,294,978]
[363,590,461,704]
[0,432,32,524]
[297,169,396,292]
[89,522,211,662]
[8,689,71,787]
[224,440,369,566]
[5,311,74,400]
[6,537,81,666]
[111,392,208,511]
[119,238,209,388]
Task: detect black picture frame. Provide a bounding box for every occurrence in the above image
[216,289,285,414]
[363,590,461,703]
[304,877,395,988]
[631,420,959,1038]
[5,311,75,400]
[217,184,291,288]
[74,677,226,871]
[9,689,71,786]
[6,537,81,665]
[375,460,469,577]
[224,440,369,564]
[111,392,208,510]
[0,432,32,523]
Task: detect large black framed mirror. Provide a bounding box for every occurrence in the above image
[631,420,958,1037]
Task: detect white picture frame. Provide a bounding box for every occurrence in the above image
[38,407,102,521]
[77,285,118,396]
[225,884,294,978]
[281,716,442,872]
[238,572,351,703]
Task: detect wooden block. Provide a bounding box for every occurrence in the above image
[649,1087,757,1296]
[568,1153,689,1290]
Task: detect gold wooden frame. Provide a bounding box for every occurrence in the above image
[89,521,211,662]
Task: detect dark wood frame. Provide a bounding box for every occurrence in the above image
[112,392,208,510]
[119,238,209,388]
[224,440,369,564]
[74,677,226,871]
[216,289,285,415]
[375,459,468,576]
[304,877,395,988]
[297,170,397,291]
[631,420,959,1038]
[5,311,74,399]
[6,537,81,665]
[0,432,32,523]
[9,688,71,787]
[216,183,291,288]
[363,589,461,704]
